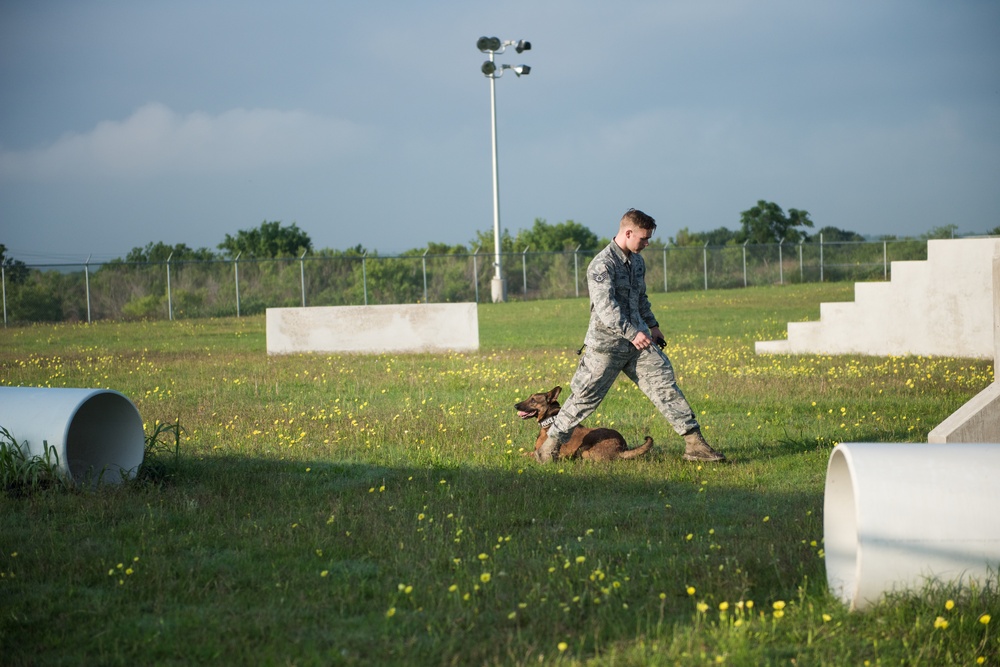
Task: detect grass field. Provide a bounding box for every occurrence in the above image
[1,283,997,666]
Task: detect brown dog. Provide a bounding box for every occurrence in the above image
[514,386,653,462]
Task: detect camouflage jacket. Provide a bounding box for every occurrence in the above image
[584,241,659,351]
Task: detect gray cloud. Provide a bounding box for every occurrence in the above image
[1,103,370,182]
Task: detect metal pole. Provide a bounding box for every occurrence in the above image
[799,240,804,282]
[883,240,888,280]
[662,246,667,292]
[472,247,480,303]
[1,261,6,327]
[85,254,92,324]
[422,249,429,303]
[300,250,307,307]
[703,242,709,291]
[742,240,748,288]
[778,238,785,285]
[234,252,241,317]
[574,245,581,298]
[165,252,174,321]
[521,245,529,294]
[819,233,824,282]
[362,252,368,306]
[488,52,506,303]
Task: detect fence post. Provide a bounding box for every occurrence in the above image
[300,250,307,307]
[472,247,480,303]
[819,233,824,282]
[703,242,709,291]
[778,238,785,285]
[362,252,368,306]
[522,246,529,295]
[166,252,174,321]
[574,245,581,298]
[1,260,7,327]
[742,240,749,287]
[798,240,804,282]
[234,252,241,317]
[662,246,668,292]
[84,254,93,324]
[422,249,429,303]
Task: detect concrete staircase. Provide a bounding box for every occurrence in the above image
[756,238,998,359]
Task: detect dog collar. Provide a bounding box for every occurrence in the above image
[539,416,556,428]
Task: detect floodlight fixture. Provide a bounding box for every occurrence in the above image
[481,62,531,79]
[514,40,531,53]
[477,36,502,52]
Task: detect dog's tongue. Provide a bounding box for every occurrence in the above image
[517,410,534,419]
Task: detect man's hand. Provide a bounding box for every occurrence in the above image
[631,331,654,350]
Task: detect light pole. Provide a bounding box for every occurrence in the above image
[477,36,531,303]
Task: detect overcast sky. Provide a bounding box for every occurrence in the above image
[1,0,998,263]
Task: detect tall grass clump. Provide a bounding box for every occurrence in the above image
[133,419,183,486]
[0,283,997,665]
[0,426,71,497]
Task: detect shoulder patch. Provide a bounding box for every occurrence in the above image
[593,272,607,283]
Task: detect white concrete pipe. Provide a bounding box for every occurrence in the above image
[0,387,144,484]
[824,442,1000,611]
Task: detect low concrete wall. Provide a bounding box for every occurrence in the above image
[756,238,999,359]
[928,383,1000,443]
[928,249,1000,443]
[266,303,479,355]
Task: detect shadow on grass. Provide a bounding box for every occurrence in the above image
[767,429,921,460]
[4,451,830,666]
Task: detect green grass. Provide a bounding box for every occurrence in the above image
[1,283,997,665]
[0,427,71,498]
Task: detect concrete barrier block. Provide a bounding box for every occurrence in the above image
[266,303,479,355]
[928,382,1000,443]
[757,238,999,359]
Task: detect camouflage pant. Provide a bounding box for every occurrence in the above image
[548,342,699,444]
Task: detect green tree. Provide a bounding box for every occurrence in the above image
[218,221,313,258]
[118,241,218,264]
[921,224,958,240]
[670,226,738,246]
[513,219,599,252]
[421,242,469,255]
[810,226,865,243]
[7,268,71,322]
[469,227,515,256]
[736,200,814,244]
[0,243,30,285]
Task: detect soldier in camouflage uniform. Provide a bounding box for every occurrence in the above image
[536,208,726,463]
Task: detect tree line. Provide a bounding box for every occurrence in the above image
[80,200,992,265]
[1,201,994,323]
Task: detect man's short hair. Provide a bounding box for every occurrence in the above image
[621,208,656,230]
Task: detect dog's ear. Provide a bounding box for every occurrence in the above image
[547,386,562,401]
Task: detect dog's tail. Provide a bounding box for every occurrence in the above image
[618,436,654,459]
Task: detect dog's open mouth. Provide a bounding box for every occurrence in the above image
[517,410,538,420]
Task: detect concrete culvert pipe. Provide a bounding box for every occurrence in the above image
[824,442,1000,611]
[0,387,144,485]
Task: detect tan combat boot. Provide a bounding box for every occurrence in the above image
[536,435,561,463]
[683,428,726,462]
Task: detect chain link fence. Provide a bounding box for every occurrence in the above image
[1,239,933,324]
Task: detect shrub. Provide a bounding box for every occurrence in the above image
[123,294,164,320]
